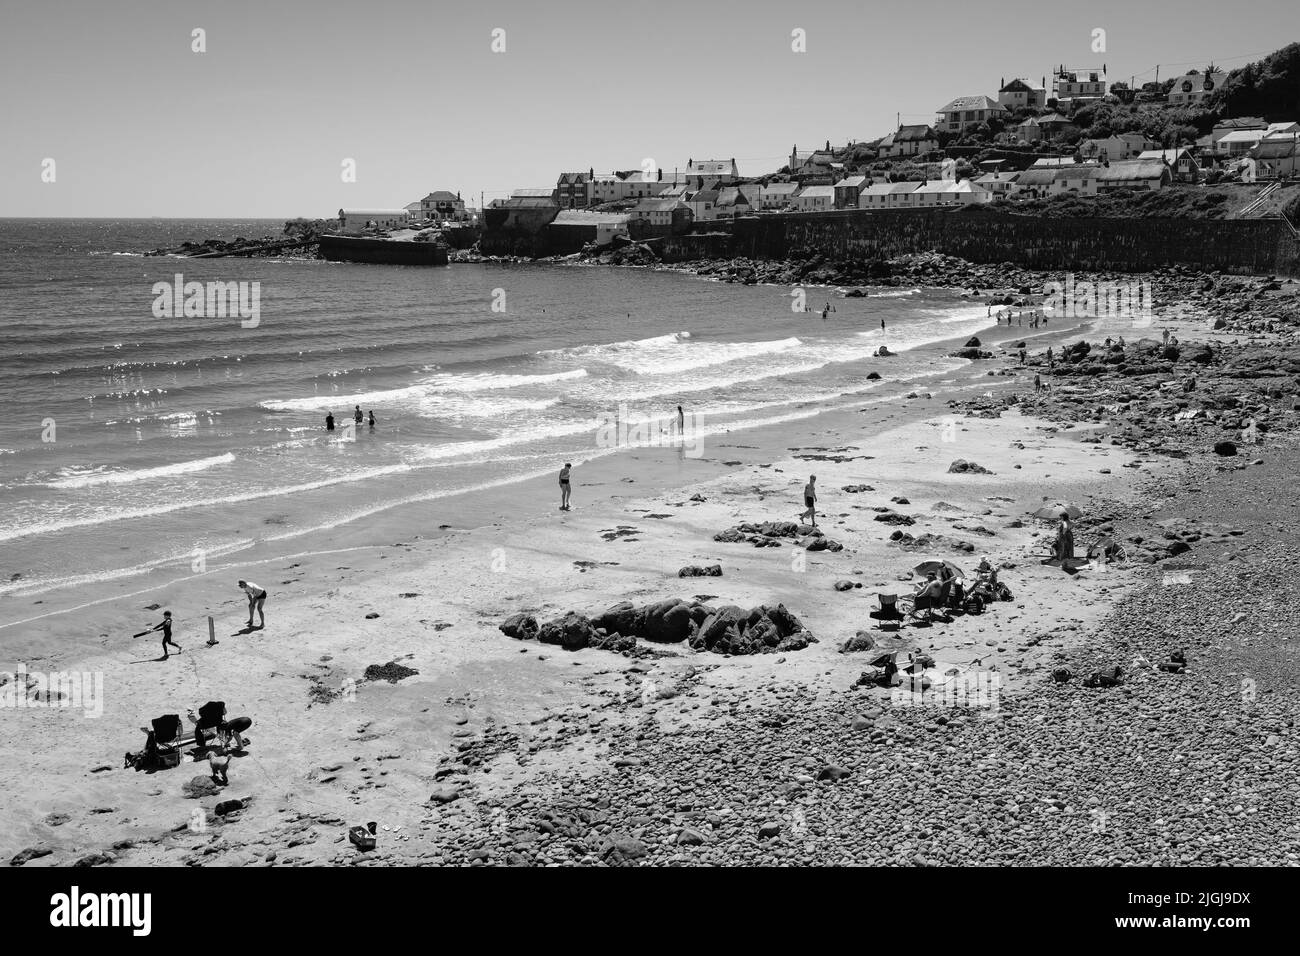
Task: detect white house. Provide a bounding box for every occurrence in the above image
[590,171,672,203]
[761,182,800,209]
[1137,148,1201,182]
[552,209,630,245]
[1052,66,1106,107]
[686,189,720,221]
[936,95,1007,133]
[880,124,939,157]
[1249,139,1299,180]
[1217,129,1269,158]
[792,185,835,211]
[997,77,1047,111]
[974,171,1020,198]
[1094,159,1170,193]
[1167,70,1227,107]
[858,181,921,209]
[338,208,410,232]
[626,199,681,229]
[686,158,739,186]
[912,180,992,206]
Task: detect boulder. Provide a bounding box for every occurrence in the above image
[537,611,599,651]
[642,599,694,643]
[499,613,538,641]
[182,776,220,799]
[1213,441,1237,456]
[948,459,993,474]
[590,601,641,636]
[678,564,723,578]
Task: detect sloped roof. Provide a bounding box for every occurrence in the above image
[511,187,556,198]
[1219,130,1267,144]
[763,182,800,195]
[896,124,937,141]
[797,185,836,198]
[938,95,1005,113]
[1095,160,1169,182]
[553,210,628,225]
[1037,112,1071,124]
[1137,148,1197,164]
[632,198,682,212]
[690,190,720,203]
[1053,166,1099,181]
[862,182,922,196]
[556,172,590,185]
[340,208,409,217]
[688,159,736,175]
[1030,157,1076,167]
[1250,139,1298,159]
[422,191,461,203]
[836,175,869,188]
[1000,78,1035,93]
[975,172,1020,185]
[1014,169,1058,186]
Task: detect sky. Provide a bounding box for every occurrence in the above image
[1,0,1296,218]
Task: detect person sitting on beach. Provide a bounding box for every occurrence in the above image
[975,558,998,589]
[799,475,818,527]
[915,573,943,602]
[238,579,267,629]
[559,463,572,511]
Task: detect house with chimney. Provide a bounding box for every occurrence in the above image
[997,77,1047,111]
[686,158,739,188]
[1052,65,1107,108]
[1167,69,1227,107]
[415,191,468,221]
[936,95,1007,134]
[555,172,593,209]
[878,124,939,158]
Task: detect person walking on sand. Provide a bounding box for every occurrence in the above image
[144,610,182,659]
[799,475,818,527]
[559,462,572,511]
[238,579,267,629]
[325,412,335,432]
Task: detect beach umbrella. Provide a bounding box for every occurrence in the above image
[913,559,965,579]
[1032,504,1082,521]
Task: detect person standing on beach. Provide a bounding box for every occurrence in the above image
[1034,373,1042,393]
[800,475,818,527]
[238,579,267,629]
[559,462,572,511]
[368,410,376,431]
[145,611,182,659]
[677,405,685,434]
[881,318,886,331]
[325,412,335,432]
[1046,346,1054,369]
[1019,348,1027,365]
[354,405,363,426]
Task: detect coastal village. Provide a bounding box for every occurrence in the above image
[336,52,1300,257]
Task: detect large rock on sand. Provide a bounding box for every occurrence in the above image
[537,612,599,651]
[642,599,694,643]
[499,613,538,641]
[695,605,749,649]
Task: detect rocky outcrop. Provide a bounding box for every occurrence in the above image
[502,599,816,657]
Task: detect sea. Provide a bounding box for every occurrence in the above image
[0,218,998,605]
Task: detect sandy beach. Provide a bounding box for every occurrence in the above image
[4,267,1298,868]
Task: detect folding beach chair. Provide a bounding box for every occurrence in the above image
[869,593,904,632]
[150,714,186,768]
